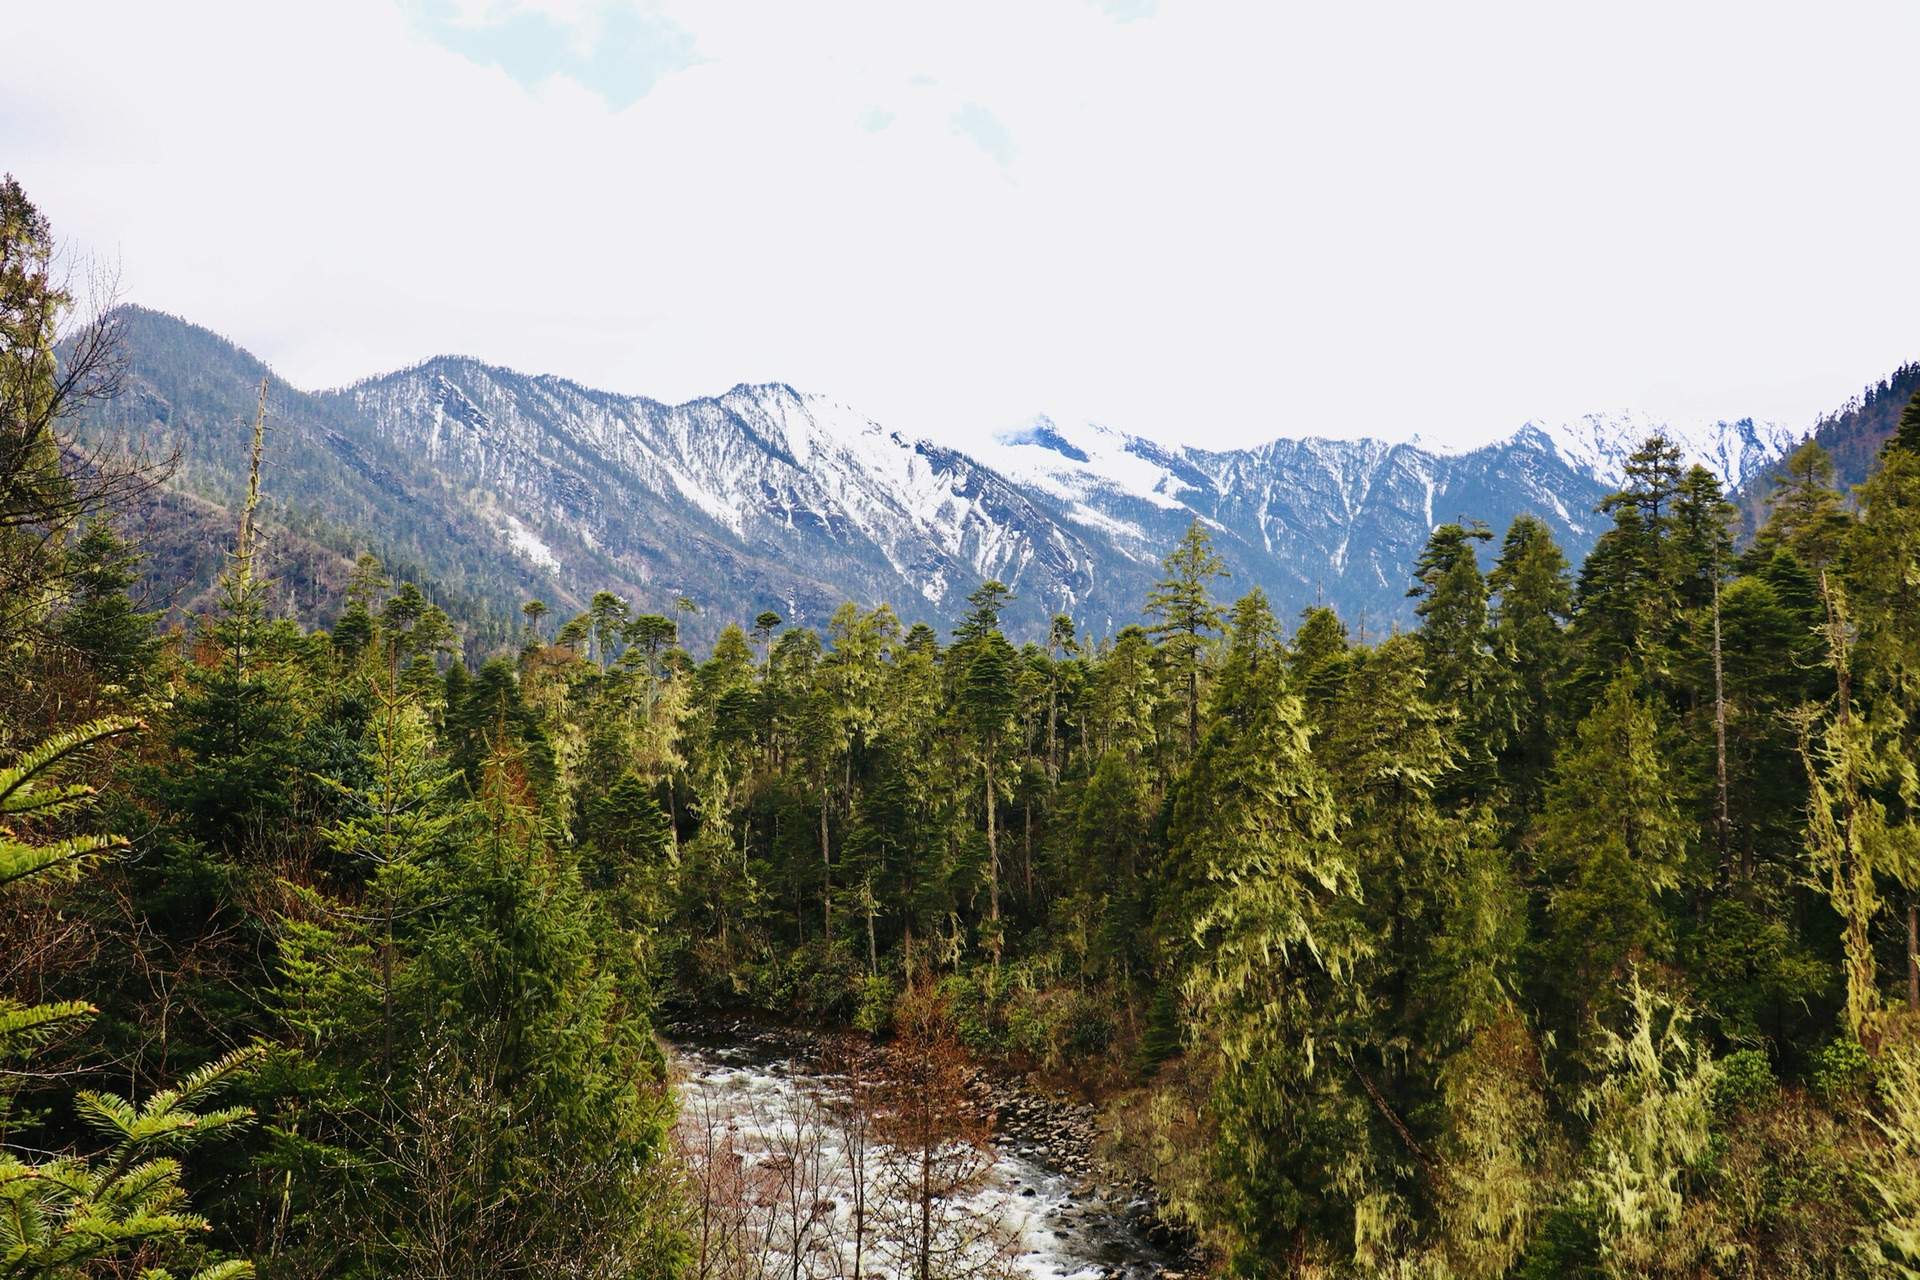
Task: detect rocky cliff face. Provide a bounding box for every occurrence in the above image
[91,307,1811,645]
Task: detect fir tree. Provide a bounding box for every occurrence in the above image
[1536,677,1692,1047]
[1486,515,1571,811]
[1752,439,1851,572]
[1146,520,1228,753]
[52,518,158,689]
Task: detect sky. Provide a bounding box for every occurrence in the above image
[6,0,1920,452]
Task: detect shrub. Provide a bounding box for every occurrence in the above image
[1811,1039,1872,1104]
[1711,1049,1777,1115]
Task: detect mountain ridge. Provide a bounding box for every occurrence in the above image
[83,306,1825,648]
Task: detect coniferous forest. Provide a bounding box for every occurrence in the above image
[7,174,1920,1280]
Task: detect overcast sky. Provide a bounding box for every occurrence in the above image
[6,0,1918,450]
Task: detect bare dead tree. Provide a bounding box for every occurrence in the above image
[872,984,1021,1280]
[674,1020,1025,1280]
[758,1073,842,1280]
[822,1039,881,1280]
[1,175,178,657]
[374,1034,517,1280]
[675,1074,760,1280]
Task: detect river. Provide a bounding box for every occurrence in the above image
[668,1020,1193,1280]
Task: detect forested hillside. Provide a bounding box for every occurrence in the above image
[72,306,559,648]
[9,174,1920,1279]
[1733,362,1920,531]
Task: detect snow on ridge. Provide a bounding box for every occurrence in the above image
[978,414,1195,512]
[1512,411,1801,489]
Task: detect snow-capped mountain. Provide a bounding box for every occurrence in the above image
[336,361,1129,634]
[340,359,1802,635]
[969,408,1791,631]
[1518,410,1799,491]
[93,308,1809,642]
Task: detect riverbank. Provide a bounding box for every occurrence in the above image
[664,1014,1204,1279]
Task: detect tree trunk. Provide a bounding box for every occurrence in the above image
[1024,799,1033,902]
[986,752,999,924]
[917,1141,933,1280]
[1047,683,1059,788]
[985,748,1001,973]
[382,895,394,1071]
[1816,572,1878,1036]
[1713,568,1732,881]
[1188,663,1199,754]
[1909,897,1919,1013]
[821,790,832,938]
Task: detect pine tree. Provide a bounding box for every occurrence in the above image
[1752,440,1851,572]
[331,555,390,663]
[1573,434,1688,698]
[1849,416,1920,1011]
[1891,385,1920,456]
[1410,521,1494,709]
[1536,676,1692,1048]
[1316,634,1526,1262]
[52,518,158,689]
[1147,520,1228,753]
[162,401,311,858]
[1486,515,1571,811]
[959,626,1017,969]
[1287,604,1351,718]
[1174,607,1361,1267]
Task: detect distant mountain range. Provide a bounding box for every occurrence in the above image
[85,306,1870,649]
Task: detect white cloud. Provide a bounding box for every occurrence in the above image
[400,0,702,109]
[5,0,1919,452]
[951,104,1015,165]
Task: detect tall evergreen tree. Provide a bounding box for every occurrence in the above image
[1535,676,1692,1050]
[1146,520,1229,753]
[1752,439,1851,572]
[1174,601,1361,1268]
[1486,515,1571,811]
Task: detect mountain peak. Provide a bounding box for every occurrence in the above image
[994,416,1091,463]
[1513,411,1800,490]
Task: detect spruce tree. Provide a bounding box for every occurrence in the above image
[52,518,158,689]
[1752,439,1851,572]
[1573,434,1689,700]
[1486,515,1571,811]
[1536,676,1692,1049]
[1147,520,1228,753]
[959,626,1017,967]
[1174,604,1361,1266]
[1409,521,1493,707]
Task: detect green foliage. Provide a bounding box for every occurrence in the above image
[1575,976,1718,1277]
[1865,1034,1920,1277]
[0,714,260,1280]
[1710,1049,1776,1114]
[1812,1038,1874,1103]
[0,1047,263,1280]
[1536,677,1692,1041]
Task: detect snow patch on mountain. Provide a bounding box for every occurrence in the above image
[979,415,1196,512]
[502,515,561,572]
[1519,411,1800,490]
